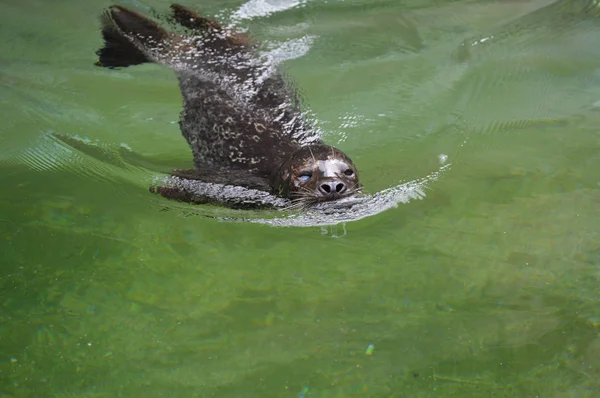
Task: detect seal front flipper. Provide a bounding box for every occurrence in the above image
[150,169,288,210]
[169,168,272,192]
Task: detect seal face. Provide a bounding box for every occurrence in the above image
[274,144,360,208]
[94,4,360,208]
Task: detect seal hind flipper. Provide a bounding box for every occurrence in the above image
[169,4,251,49]
[96,5,170,68]
[95,5,249,76]
[169,4,217,31]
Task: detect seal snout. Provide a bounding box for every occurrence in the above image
[318,180,347,197]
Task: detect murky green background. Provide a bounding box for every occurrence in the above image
[2,0,600,396]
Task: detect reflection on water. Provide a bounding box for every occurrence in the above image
[2,0,600,396]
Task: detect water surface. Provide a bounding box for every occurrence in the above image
[2,0,600,396]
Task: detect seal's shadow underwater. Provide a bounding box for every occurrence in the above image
[95,4,361,210]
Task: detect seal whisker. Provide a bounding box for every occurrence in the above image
[308,146,316,163]
[289,188,320,209]
[282,196,315,211]
[297,186,316,195]
[348,181,361,193]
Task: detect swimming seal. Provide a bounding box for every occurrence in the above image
[94,4,360,209]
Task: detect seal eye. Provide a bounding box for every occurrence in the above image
[344,169,354,176]
[298,173,312,182]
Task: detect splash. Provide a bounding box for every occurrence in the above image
[154,163,450,227]
[225,164,449,227]
[6,131,450,228]
[230,0,308,22]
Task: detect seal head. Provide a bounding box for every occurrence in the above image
[274,144,360,208]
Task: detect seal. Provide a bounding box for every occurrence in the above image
[95,4,360,209]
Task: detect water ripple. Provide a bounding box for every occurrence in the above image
[0,132,153,187]
[3,131,449,227]
[154,163,450,228]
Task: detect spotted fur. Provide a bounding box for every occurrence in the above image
[95,4,359,205]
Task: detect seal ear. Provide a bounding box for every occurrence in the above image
[95,5,168,68]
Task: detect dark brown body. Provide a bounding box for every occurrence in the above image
[95,4,360,207]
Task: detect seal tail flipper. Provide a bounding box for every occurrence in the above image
[95,4,250,69]
[169,4,222,32]
[168,4,251,49]
[95,5,169,68]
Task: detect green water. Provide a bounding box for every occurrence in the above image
[2,0,600,396]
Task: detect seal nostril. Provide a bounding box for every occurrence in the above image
[335,183,345,193]
[320,183,331,193]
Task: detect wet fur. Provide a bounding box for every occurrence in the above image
[274,144,360,207]
[95,4,358,207]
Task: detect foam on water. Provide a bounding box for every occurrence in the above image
[154,163,450,227]
[236,164,450,227]
[230,0,307,22]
